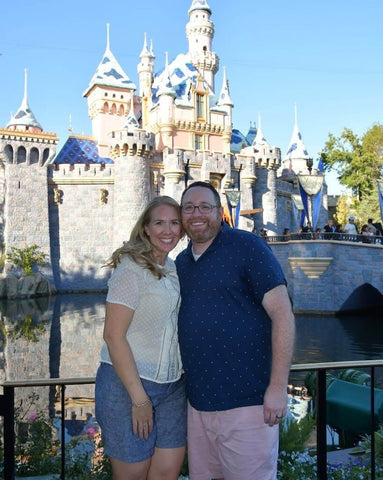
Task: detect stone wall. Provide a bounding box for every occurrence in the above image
[270,240,383,313]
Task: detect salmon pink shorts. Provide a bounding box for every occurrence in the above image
[187,403,279,480]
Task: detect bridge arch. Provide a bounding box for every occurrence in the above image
[269,240,383,313]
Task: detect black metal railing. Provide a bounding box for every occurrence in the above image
[266,232,383,244]
[1,360,383,480]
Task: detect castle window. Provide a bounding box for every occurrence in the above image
[103,102,109,113]
[16,146,27,164]
[118,105,124,116]
[110,103,117,114]
[195,134,203,151]
[196,94,205,120]
[30,147,39,165]
[4,144,13,163]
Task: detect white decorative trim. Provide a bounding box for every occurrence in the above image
[288,257,333,279]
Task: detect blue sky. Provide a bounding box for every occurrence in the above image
[1,0,383,194]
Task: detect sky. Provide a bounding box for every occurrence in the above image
[1,0,383,195]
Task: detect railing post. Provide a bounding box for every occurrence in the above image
[316,369,327,480]
[2,385,15,480]
[371,366,376,480]
[61,384,66,480]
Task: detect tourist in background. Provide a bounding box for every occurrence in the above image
[176,181,295,480]
[95,196,186,480]
[344,216,358,234]
[367,218,378,235]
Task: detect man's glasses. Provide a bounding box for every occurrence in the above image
[181,203,219,214]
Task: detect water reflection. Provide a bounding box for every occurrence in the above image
[1,295,383,382]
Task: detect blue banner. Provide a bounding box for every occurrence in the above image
[378,180,383,221]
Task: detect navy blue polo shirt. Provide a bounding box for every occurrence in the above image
[176,223,286,411]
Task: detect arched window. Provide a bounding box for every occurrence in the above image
[30,147,39,165]
[103,102,109,113]
[42,148,50,164]
[17,146,27,164]
[4,144,13,163]
[118,105,124,116]
[110,103,117,114]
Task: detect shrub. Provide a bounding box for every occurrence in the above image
[6,244,48,276]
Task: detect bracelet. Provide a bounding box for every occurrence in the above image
[132,398,151,408]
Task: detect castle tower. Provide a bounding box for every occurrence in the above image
[137,33,155,128]
[109,117,155,249]
[280,104,310,178]
[217,66,234,153]
[186,0,219,93]
[157,53,177,151]
[83,24,137,158]
[239,113,281,234]
[0,70,58,283]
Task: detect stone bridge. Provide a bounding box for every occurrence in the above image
[269,239,383,313]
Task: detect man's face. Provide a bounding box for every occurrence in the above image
[181,186,223,251]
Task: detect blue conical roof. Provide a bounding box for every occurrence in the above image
[83,24,136,96]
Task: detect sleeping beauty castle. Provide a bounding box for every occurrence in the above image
[0,0,329,291]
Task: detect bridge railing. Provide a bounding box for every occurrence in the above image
[266,232,383,244]
[1,360,383,479]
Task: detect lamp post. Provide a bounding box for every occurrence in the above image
[306,157,313,175]
[225,178,241,228]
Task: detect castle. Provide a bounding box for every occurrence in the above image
[0,0,329,291]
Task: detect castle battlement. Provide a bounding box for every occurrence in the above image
[109,129,155,157]
[49,162,114,182]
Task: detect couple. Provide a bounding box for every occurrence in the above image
[95,181,295,480]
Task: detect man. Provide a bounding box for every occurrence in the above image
[344,216,358,235]
[323,219,335,233]
[176,182,295,480]
[367,218,377,235]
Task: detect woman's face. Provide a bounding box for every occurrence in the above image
[144,204,182,264]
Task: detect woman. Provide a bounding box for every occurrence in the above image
[95,196,186,480]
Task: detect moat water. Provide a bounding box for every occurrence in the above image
[1,293,382,382]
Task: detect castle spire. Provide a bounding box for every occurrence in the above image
[285,103,309,161]
[157,52,176,97]
[252,112,270,149]
[218,67,233,106]
[140,32,151,58]
[124,95,139,131]
[83,23,136,96]
[7,69,42,132]
[188,0,211,14]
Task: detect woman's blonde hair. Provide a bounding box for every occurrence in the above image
[106,196,182,278]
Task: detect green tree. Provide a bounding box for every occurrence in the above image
[320,124,383,200]
[6,244,48,276]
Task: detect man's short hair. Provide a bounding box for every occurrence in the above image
[181,181,222,207]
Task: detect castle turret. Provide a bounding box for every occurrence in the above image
[83,24,137,158]
[0,70,58,285]
[280,104,310,179]
[238,113,281,234]
[157,53,177,151]
[137,33,155,128]
[186,0,219,93]
[109,125,154,249]
[217,67,234,153]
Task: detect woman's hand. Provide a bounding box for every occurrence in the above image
[132,400,154,439]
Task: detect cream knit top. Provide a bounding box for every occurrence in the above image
[100,254,182,383]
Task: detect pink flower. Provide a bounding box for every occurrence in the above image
[87,427,95,436]
[29,413,37,421]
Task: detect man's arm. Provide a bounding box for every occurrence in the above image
[261,284,295,426]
